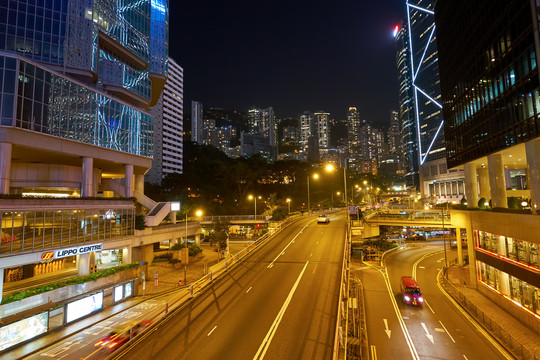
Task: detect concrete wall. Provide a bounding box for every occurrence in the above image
[0,267,138,319]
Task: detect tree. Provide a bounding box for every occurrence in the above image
[207,219,230,257]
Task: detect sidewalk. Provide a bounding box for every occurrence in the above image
[3,242,251,359]
[445,265,540,359]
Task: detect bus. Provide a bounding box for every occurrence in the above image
[400,276,423,306]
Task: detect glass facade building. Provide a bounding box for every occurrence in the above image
[406,0,446,165]
[435,0,540,168]
[0,53,153,156]
[0,0,169,157]
[395,22,419,189]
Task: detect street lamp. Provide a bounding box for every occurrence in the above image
[184,209,203,285]
[286,198,291,214]
[248,195,261,219]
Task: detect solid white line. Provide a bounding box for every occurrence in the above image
[207,326,217,336]
[253,261,309,360]
[439,320,455,343]
[246,287,252,294]
[424,299,435,314]
[267,223,310,269]
[436,269,514,359]
[378,266,419,360]
[371,345,377,360]
[412,250,443,279]
[463,355,469,360]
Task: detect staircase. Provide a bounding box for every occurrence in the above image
[102,179,171,227]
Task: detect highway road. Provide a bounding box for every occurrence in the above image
[359,243,513,360]
[114,213,346,360]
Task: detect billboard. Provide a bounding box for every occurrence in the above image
[65,292,103,323]
[0,312,48,351]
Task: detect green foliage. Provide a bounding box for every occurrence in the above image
[135,214,146,230]
[507,197,520,209]
[207,219,230,251]
[478,197,486,208]
[170,243,183,251]
[153,252,172,259]
[189,243,202,256]
[169,258,180,264]
[271,206,288,221]
[1,263,139,305]
[153,258,169,263]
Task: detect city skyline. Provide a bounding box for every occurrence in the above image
[169,0,405,124]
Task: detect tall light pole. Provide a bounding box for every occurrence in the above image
[286,198,291,214]
[248,195,261,219]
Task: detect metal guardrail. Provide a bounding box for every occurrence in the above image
[439,274,540,360]
[333,217,349,360]
[109,214,305,359]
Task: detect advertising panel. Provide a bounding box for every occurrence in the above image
[0,312,48,351]
[124,282,132,298]
[65,292,103,323]
[114,286,123,302]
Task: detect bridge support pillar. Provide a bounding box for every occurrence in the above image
[456,228,463,267]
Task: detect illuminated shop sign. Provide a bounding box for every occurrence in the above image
[66,292,103,323]
[0,312,48,351]
[42,244,103,260]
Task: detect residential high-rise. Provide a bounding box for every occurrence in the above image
[147,57,183,184]
[347,107,361,172]
[388,110,401,156]
[191,100,203,144]
[435,0,540,328]
[299,111,314,159]
[314,111,330,159]
[395,22,419,189]
[248,108,262,135]
[406,1,464,201]
[261,107,276,146]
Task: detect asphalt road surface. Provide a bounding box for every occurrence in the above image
[359,243,513,360]
[113,213,346,360]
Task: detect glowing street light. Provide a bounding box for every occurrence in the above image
[248,195,261,219]
[286,198,291,213]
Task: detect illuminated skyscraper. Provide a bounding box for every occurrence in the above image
[395,21,419,189]
[0,0,169,197]
[191,100,203,144]
[347,106,361,172]
[406,1,464,200]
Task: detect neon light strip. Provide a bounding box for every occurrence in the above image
[413,25,436,80]
[477,269,540,320]
[414,85,443,108]
[475,247,540,274]
[414,88,423,164]
[407,3,434,15]
[420,120,444,164]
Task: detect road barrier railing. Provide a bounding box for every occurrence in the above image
[439,273,539,360]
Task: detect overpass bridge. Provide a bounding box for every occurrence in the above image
[198,215,269,225]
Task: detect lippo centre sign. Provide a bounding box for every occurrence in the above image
[41,244,103,260]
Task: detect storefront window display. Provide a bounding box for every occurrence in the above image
[95,249,124,270]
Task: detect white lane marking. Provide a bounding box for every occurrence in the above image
[383,319,391,338]
[207,326,217,336]
[371,345,378,360]
[368,264,419,360]
[412,250,444,279]
[437,258,444,263]
[267,223,310,268]
[463,355,469,360]
[439,320,455,343]
[424,299,435,314]
[418,266,425,269]
[253,262,309,360]
[437,269,514,360]
[310,253,313,257]
[421,322,434,344]
[246,287,252,294]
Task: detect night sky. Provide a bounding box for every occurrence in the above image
[169,0,406,127]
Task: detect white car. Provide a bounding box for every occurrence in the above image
[317,215,330,223]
